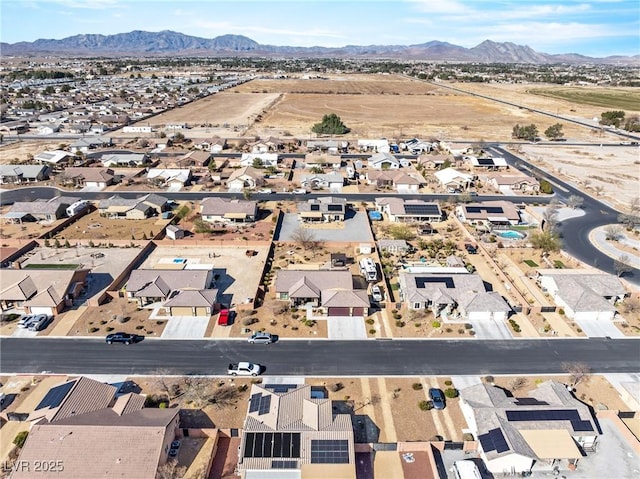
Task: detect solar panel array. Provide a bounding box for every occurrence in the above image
[248,393,272,415]
[415,277,455,289]
[264,384,299,394]
[514,398,549,406]
[272,460,298,469]
[35,381,75,411]
[327,204,343,212]
[403,203,441,216]
[506,409,594,432]
[310,204,320,211]
[310,439,350,464]
[477,158,495,166]
[244,432,301,458]
[478,428,510,454]
[465,206,504,214]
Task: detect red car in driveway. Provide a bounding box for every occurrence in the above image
[218,309,230,326]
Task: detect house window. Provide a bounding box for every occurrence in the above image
[413,302,421,309]
[279,293,289,300]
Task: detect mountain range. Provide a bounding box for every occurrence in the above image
[1,30,637,65]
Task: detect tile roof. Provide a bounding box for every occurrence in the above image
[127,269,210,296]
[200,197,257,216]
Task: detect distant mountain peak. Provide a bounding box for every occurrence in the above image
[1,30,636,65]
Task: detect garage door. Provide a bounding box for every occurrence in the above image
[328,307,349,316]
[170,306,193,316]
[352,307,366,317]
[29,307,53,316]
[195,306,211,317]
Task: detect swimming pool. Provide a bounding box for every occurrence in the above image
[496,230,525,239]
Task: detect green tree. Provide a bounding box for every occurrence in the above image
[512,124,539,141]
[539,179,553,194]
[388,224,416,241]
[193,219,211,234]
[251,158,264,168]
[600,110,625,128]
[544,123,564,140]
[624,115,640,132]
[311,113,350,135]
[529,231,561,254]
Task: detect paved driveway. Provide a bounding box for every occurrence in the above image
[11,328,37,338]
[574,319,624,338]
[160,316,210,339]
[469,318,513,339]
[327,316,367,339]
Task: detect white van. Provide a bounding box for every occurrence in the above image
[452,460,482,479]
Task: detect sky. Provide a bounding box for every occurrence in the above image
[2,0,639,57]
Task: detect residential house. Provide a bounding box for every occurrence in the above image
[368,152,405,170]
[298,197,347,222]
[378,239,411,254]
[467,156,509,170]
[126,269,216,316]
[536,270,627,320]
[0,268,88,315]
[358,139,390,153]
[200,197,258,223]
[240,153,278,168]
[69,136,112,153]
[34,150,73,167]
[304,151,343,169]
[100,153,149,168]
[456,201,521,227]
[300,173,345,192]
[487,174,540,194]
[0,164,50,184]
[403,138,434,154]
[275,270,369,316]
[375,197,443,223]
[147,168,192,188]
[238,383,356,478]
[4,196,80,222]
[366,170,424,192]
[14,376,179,479]
[252,137,285,152]
[174,150,210,168]
[37,124,61,135]
[399,271,511,320]
[227,166,265,191]
[64,167,116,189]
[434,167,474,191]
[417,153,456,170]
[306,139,347,155]
[195,137,227,153]
[459,380,599,475]
[98,193,167,220]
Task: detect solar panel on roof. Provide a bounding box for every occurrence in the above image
[466,206,505,214]
[258,395,271,415]
[264,384,298,393]
[403,203,441,216]
[478,428,510,454]
[244,433,301,458]
[327,204,343,211]
[477,158,494,165]
[310,204,320,211]
[249,393,261,413]
[514,398,549,406]
[505,409,594,432]
[35,381,75,411]
[310,439,350,464]
[272,460,297,469]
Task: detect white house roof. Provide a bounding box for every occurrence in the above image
[34,150,71,164]
[434,167,473,185]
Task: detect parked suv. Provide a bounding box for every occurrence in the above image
[106,332,139,344]
[371,285,384,302]
[17,315,36,329]
[28,315,53,332]
[429,388,446,410]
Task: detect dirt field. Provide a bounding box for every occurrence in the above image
[517,144,640,210]
[0,140,64,163]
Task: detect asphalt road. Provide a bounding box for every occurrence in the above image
[491,146,640,285]
[0,338,638,376]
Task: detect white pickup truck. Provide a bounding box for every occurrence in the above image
[227,362,261,376]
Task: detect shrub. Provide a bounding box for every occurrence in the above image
[462,433,475,442]
[412,382,423,391]
[242,317,257,326]
[105,327,114,332]
[395,320,405,327]
[418,400,433,411]
[330,382,344,392]
[444,380,453,386]
[444,387,459,398]
[558,308,565,315]
[365,318,375,325]
[484,375,495,383]
[392,313,402,320]
[89,327,99,333]
[445,327,453,333]
[13,431,29,448]
[432,321,441,328]
[369,329,376,334]
[135,325,144,330]
[464,323,473,330]
[100,320,108,325]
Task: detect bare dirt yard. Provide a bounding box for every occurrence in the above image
[0,140,63,163]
